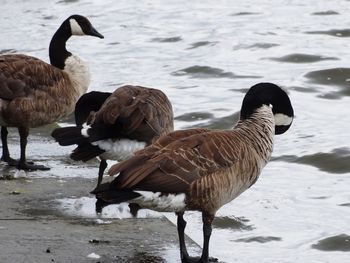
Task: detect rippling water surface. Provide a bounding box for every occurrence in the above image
[1,0,350,262]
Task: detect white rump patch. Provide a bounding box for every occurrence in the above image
[274,113,293,126]
[70,19,84,35]
[93,138,146,161]
[133,191,186,212]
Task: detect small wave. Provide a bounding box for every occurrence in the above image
[173,85,199,90]
[304,68,350,97]
[312,234,350,252]
[273,147,350,174]
[317,92,344,100]
[305,68,350,87]
[56,0,79,4]
[289,86,319,93]
[311,11,339,16]
[230,12,261,16]
[107,41,120,46]
[151,36,182,43]
[305,29,350,37]
[230,88,249,93]
[233,43,279,50]
[172,65,261,79]
[213,216,254,231]
[0,49,17,54]
[246,42,279,49]
[266,53,338,63]
[185,111,239,130]
[42,15,57,20]
[187,41,217,50]
[234,236,282,243]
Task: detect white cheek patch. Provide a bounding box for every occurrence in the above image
[133,191,186,212]
[70,19,85,36]
[274,113,293,126]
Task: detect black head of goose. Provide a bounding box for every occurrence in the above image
[0,15,103,171]
[91,82,294,263]
[51,85,174,192]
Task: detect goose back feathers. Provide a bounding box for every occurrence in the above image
[90,85,174,143]
[0,54,79,127]
[52,85,174,160]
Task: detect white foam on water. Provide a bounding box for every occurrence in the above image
[87,253,100,259]
[56,196,162,219]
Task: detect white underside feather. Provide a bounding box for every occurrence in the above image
[133,191,187,212]
[93,138,146,161]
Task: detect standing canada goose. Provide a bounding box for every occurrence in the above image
[92,82,294,263]
[51,85,174,190]
[0,15,104,171]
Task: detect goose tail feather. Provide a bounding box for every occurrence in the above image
[51,126,88,146]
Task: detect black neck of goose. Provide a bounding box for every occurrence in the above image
[49,21,72,70]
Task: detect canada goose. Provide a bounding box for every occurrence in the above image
[92,82,294,263]
[51,85,174,192]
[0,15,103,171]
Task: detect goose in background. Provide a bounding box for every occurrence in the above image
[52,85,174,194]
[0,14,103,171]
[92,82,294,263]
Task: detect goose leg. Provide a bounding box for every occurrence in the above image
[1,127,17,166]
[97,159,108,186]
[95,159,109,215]
[199,213,217,263]
[128,203,141,218]
[177,212,218,263]
[17,127,50,171]
[177,212,191,261]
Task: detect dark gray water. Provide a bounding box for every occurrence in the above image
[1,0,349,262]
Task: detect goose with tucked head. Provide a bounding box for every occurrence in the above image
[52,85,174,210]
[0,14,103,171]
[92,82,294,263]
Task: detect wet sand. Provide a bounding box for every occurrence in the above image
[0,123,199,263]
[0,176,200,263]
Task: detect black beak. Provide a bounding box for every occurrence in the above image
[89,26,104,39]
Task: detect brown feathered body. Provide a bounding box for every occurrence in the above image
[104,105,274,214]
[92,82,294,263]
[0,54,89,128]
[89,85,174,145]
[52,85,174,165]
[51,85,174,190]
[0,14,103,171]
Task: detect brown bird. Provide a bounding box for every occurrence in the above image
[0,15,103,171]
[51,85,174,205]
[92,82,294,263]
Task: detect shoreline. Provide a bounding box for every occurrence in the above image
[0,174,200,263]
